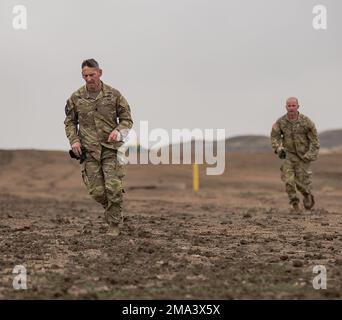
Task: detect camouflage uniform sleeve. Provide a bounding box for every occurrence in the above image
[115,93,133,134]
[304,119,320,161]
[270,121,282,152]
[64,98,80,146]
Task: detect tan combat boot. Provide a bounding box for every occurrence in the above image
[303,194,315,210]
[291,202,302,214]
[107,223,120,237]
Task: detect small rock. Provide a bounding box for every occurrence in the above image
[53,291,63,298]
[324,235,334,241]
[240,239,248,245]
[221,220,232,225]
[293,260,303,268]
[14,226,31,232]
[280,255,289,261]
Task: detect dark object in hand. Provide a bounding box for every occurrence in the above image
[69,148,87,164]
[278,148,286,159]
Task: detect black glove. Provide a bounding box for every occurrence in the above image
[69,148,87,164]
[277,147,286,160]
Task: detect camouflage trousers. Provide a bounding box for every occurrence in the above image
[280,159,312,205]
[81,147,125,226]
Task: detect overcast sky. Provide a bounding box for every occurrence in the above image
[0,0,341,150]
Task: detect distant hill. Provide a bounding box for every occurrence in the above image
[147,129,342,155]
[226,135,272,152]
[225,129,342,153]
[318,129,342,149]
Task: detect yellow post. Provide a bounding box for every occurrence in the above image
[193,163,199,192]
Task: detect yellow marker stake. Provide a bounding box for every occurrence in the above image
[193,163,199,192]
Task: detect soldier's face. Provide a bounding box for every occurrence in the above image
[82,67,102,91]
[286,99,299,114]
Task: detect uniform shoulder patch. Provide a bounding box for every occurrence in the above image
[272,122,279,131]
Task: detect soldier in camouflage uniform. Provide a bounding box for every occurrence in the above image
[64,59,133,236]
[271,97,320,212]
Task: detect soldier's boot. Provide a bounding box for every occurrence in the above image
[107,223,120,237]
[303,193,315,210]
[290,198,302,214]
[105,209,122,237]
[291,202,302,214]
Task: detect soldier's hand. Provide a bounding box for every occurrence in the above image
[302,154,310,163]
[71,142,82,157]
[108,129,121,143]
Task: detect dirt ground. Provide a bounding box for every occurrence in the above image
[0,150,341,299]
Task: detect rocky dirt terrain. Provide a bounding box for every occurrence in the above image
[0,150,341,299]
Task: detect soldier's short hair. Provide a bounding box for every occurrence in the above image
[81,59,100,69]
[286,97,299,105]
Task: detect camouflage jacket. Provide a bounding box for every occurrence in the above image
[271,113,320,162]
[64,82,133,160]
